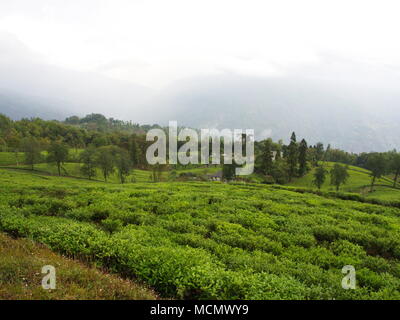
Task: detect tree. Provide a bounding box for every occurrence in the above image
[259,139,274,175]
[275,141,283,161]
[64,115,80,125]
[308,146,318,167]
[96,146,115,182]
[5,128,21,150]
[315,142,325,163]
[114,148,132,184]
[47,142,69,176]
[222,163,236,181]
[390,153,400,188]
[287,132,298,181]
[0,137,6,152]
[21,137,41,170]
[313,166,327,190]
[365,153,387,192]
[0,114,12,137]
[298,139,308,176]
[6,129,22,165]
[80,146,97,180]
[128,134,141,166]
[91,133,109,147]
[330,163,349,191]
[270,159,290,184]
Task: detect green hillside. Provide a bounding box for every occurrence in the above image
[0,149,83,166]
[2,160,221,183]
[288,162,398,199]
[17,162,153,183]
[0,152,24,166]
[0,168,399,300]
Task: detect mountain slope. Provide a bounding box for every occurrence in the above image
[0,90,67,120]
[153,74,400,153]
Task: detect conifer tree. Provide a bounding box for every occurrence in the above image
[287,132,298,181]
[260,139,274,175]
[298,138,308,176]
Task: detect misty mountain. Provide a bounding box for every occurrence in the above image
[0,61,152,122]
[1,71,399,153]
[0,32,152,121]
[150,74,400,153]
[0,89,69,120]
[1,32,399,153]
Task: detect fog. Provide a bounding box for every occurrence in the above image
[0,0,400,151]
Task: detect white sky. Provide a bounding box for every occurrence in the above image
[0,0,400,88]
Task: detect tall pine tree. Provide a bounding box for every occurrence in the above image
[128,134,140,167]
[260,138,273,175]
[298,139,308,176]
[287,132,298,181]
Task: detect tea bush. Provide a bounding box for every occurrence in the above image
[0,169,399,299]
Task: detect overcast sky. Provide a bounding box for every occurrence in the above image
[1,0,400,89]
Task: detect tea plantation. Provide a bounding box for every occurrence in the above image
[0,168,399,299]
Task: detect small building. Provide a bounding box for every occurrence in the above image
[207,171,223,181]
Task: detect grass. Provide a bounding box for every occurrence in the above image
[10,162,221,183]
[0,149,83,167]
[10,162,152,183]
[363,186,400,201]
[288,162,397,197]
[0,232,158,300]
[0,152,24,166]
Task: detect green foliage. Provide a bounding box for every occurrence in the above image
[330,163,350,191]
[259,139,274,175]
[95,146,115,182]
[0,152,24,166]
[313,166,327,190]
[47,142,69,176]
[128,135,141,166]
[114,148,132,184]
[315,142,325,162]
[287,132,298,180]
[366,153,388,191]
[0,169,400,299]
[21,137,42,170]
[289,161,396,199]
[222,162,236,181]
[270,159,290,184]
[298,139,308,176]
[389,153,400,187]
[80,146,97,180]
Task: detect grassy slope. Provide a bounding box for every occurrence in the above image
[288,162,399,199]
[0,152,24,166]
[2,153,398,200]
[6,162,153,183]
[8,162,221,183]
[0,149,83,167]
[0,233,157,300]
